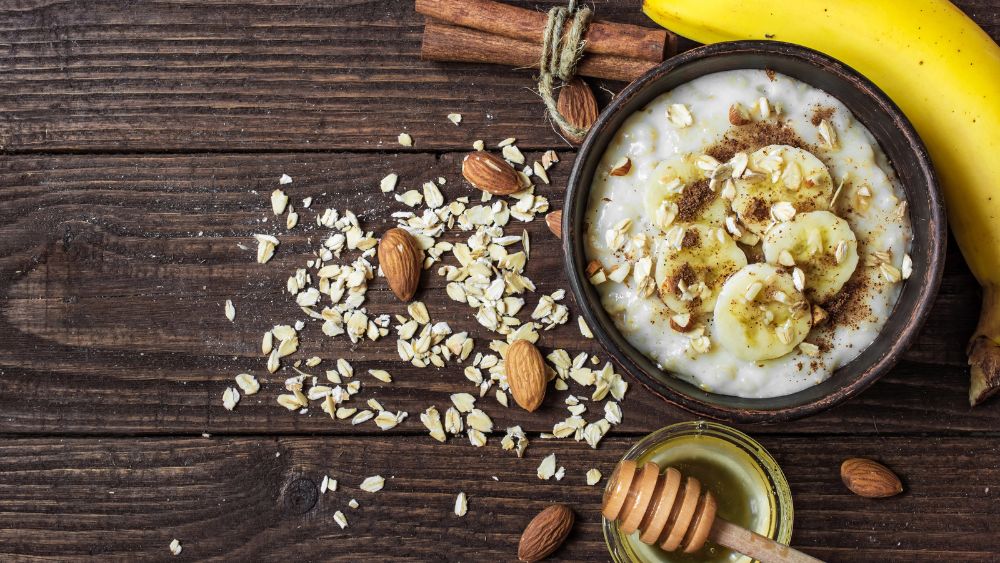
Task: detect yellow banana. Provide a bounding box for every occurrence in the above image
[642,0,1000,405]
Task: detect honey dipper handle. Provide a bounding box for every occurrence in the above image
[710,519,825,563]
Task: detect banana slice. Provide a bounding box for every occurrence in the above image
[713,263,812,361]
[762,210,859,302]
[644,154,729,230]
[732,145,834,235]
[654,223,748,315]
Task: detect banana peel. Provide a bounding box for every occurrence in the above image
[969,288,1000,405]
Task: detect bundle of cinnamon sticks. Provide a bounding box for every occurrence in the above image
[417,0,677,82]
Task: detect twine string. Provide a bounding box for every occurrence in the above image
[538,0,593,140]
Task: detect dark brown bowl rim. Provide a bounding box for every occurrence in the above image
[562,41,946,423]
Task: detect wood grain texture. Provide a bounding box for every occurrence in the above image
[0,0,993,153]
[3,1,1000,560]
[0,0,640,153]
[0,435,996,561]
[0,152,988,436]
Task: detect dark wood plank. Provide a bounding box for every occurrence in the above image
[0,435,996,561]
[0,1,995,153]
[0,152,991,436]
[2,2,999,562]
[0,0,640,153]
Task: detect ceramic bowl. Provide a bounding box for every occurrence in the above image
[562,41,946,423]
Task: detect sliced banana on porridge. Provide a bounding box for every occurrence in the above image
[644,154,730,230]
[762,210,860,302]
[713,263,812,361]
[585,70,912,399]
[732,145,835,235]
[654,223,748,315]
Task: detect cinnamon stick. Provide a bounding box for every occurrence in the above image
[421,20,657,82]
[416,0,675,63]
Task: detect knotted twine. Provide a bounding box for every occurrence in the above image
[538,0,593,140]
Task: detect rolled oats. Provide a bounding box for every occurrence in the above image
[360,475,385,493]
[537,453,557,480]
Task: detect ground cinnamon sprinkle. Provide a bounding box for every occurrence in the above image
[705,138,742,164]
[668,263,697,297]
[681,228,701,248]
[822,277,873,330]
[746,197,770,222]
[665,261,704,314]
[676,178,716,222]
[810,332,833,354]
[706,121,807,163]
[811,106,835,126]
[805,331,835,376]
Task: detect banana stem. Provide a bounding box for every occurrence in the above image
[969,284,1000,406]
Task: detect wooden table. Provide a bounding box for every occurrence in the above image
[0,1,997,560]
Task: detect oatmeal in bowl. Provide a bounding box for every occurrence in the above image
[564,42,945,421]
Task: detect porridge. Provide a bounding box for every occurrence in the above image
[584,70,912,398]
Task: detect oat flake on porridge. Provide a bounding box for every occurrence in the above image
[585,69,911,398]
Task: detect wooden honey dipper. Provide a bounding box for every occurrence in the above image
[602,461,824,563]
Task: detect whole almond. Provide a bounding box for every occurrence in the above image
[557,78,599,144]
[545,210,562,239]
[462,152,520,195]
[377,228,422,302]
[518,504,574,562]
[840,458,903,498]
[505,339,547,412]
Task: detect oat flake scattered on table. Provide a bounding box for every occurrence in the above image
[214,133,632,534]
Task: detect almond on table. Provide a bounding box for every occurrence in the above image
[462,151,521,195]
[518,505,574,563]
[377,228,422,302]
[212,121,630,559]
[505,339,547,412]
[841,458,904,498]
